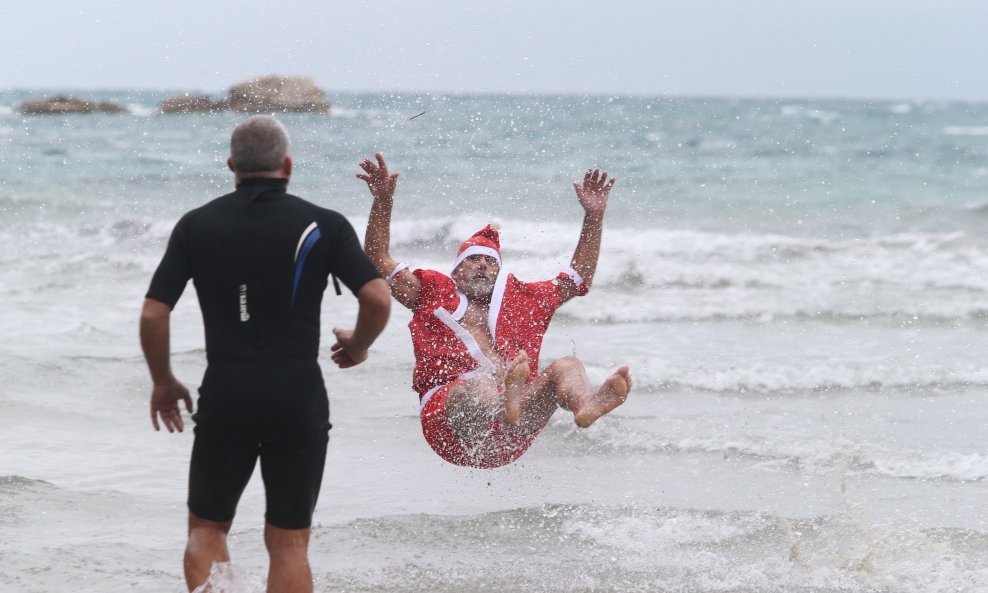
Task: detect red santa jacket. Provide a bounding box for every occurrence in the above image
[407,267,586,408]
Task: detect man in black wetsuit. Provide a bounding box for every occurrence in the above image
[140,115,391,593]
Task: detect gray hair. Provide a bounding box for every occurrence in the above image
[229,115,290,173]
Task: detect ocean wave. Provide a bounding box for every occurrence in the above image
[943,125,988,136]
[6,216,988,324]
[616,358,988,395]
[575,423,988,483]
[560,298,988,324]
[874,452,988,482]
[962,200,988,214]
[0,475,54,492]
[308,504,988,593]
[780,104,840,123]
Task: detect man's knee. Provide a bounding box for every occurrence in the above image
[188,512,232,537]
[264,523,311,555]
[549,355,583,374]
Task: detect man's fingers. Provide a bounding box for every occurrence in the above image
[151,409,160,431]
[606,177,616,190]
[375,152,388,174]
[599,172,608,186]
[356,173,371,182]
[331,351,354,368]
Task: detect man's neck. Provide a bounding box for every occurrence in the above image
[462,299,490,324]
[235,172,290,187]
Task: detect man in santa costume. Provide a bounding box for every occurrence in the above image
[359,153,631,468]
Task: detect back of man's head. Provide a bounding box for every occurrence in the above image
[230,115,290,174]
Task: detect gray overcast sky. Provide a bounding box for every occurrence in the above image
[2,0,986,101]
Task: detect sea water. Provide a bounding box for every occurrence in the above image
[1,91,987,592]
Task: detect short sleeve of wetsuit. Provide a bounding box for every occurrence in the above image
[326,216,382,296]
[145,214,193,308]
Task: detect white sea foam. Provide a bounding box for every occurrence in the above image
[780,104,839,123]
[624,359,988,394]
[6,216,988,328]
[327,105,361,119]
[580,421,988,483]
[561,505,988,593]
[192,563,264,593]
[126,103,158,117]
[943,125,988,136]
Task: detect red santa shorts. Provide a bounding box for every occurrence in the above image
[420,380,544,469]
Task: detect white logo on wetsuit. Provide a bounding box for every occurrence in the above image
[239,284,250,322]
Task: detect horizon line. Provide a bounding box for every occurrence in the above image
[2,86,987,106]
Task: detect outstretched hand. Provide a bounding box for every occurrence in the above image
[330,327,369,369]
[573,168,616,216]
[150,379,192,433]
[357,153,399,202]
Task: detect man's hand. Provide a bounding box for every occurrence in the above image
[357,153,399,202]
[573,168,616,216]
[330,327,369,368]
[150,379,192,433]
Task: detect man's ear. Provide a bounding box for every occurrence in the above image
[227,157,236,173]
[282,155,293,177]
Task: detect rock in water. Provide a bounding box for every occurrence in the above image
[18,95,128,115]
[226,75,331,113]
[159,94,224,114]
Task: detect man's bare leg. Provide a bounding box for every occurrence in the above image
[264,523,313,593]
[185,514,232,592]
[447,352,629,437]
[526,356,632,429]
[445,351,535,440]
[503,351,532,426]
[444,374,506,442]
[573,365,632,428]
[502,355,587,431]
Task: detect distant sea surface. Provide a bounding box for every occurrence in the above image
[1,90,987,592]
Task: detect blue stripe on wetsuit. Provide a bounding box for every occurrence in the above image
[292,228,322,306]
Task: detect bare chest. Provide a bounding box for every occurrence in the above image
[459,304,499,362]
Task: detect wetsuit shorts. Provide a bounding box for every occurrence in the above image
[187,360,330,530]
[420,380,544,469]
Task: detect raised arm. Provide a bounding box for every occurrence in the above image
[561,168,616,302]
[358,153,420,310]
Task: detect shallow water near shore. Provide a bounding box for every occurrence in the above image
[1,91,988,591]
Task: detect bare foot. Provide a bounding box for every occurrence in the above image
[503,351,531,426]
[574,366,632,428]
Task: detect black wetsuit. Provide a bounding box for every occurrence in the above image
[146,178,380,529]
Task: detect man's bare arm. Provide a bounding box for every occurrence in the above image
[139,298,192,432]
[561,168,616,302]
[358,152,421,310]
[330,278,392,368]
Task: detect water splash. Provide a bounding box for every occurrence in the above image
[191,562,264,593]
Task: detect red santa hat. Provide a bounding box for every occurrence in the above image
[452,224,501,272]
